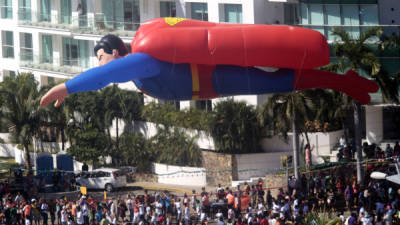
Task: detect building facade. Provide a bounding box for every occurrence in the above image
[0,0,399,144]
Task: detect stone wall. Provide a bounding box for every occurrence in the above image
[202,151,234,186]
[264,174,287,197]
[132,173,158,183]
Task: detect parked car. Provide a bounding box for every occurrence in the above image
[75,168,127,192]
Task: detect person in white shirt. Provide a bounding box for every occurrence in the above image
[383,206,394,225]
[268,216,277,225]
[76,206,84,225]
[126,195,134,222]
[155,199,163,217]
[110,200,116,218]
[146,204,152,221]
[200,209,207,222]
[184,204,191,225]
[215,209,223,221]
[228,207,235,220]
[272,201,281,217]
[191,190,197,211]
[175,198,182,223]
[60,206,68,225]
[360,212,373,225]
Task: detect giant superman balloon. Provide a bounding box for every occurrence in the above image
[40,17,378,107]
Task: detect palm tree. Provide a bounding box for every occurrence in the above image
[0,73,41,170]
[208,99,261,154]
[331,27,399,184]
[259,91,314,179]
[102,85,123,153]
[39,84,68,151]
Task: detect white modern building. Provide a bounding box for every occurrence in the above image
[0,0,399,147]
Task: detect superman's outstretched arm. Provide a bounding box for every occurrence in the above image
[40,53,160,107]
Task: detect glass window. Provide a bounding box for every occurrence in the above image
[62,38,89,68]
[160,1,176,17]
[310,4,324,25]
[41,35,53,63]
[195,100,212,111]
[325,5,340,40]
[284,3,298,25]
[191,2,208,21]
[300,3,309,24]
[1,0,13,19]
[360,5,378,25]
[309,4,324,35]
[78,0,88,27]
[325,5,340,25]
[2,31,14,58]
[20,33,33,62]
[123,0,140,30]
[18,0,31,21]
[223,4,242,23]
[61,0,72,24]
[40,0,51,22]
[342,5,360,39]
[101,0,138,31]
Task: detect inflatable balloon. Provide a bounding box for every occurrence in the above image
[40,17,378,107]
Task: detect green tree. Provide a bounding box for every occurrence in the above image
[39,83,68,151]
[0,73,41,169]
[259,92,313,178]
[208,99,261,154]
[148,127,202,167]
[66,125,110,167]
[119,133,152,171]
[331,27,399,183]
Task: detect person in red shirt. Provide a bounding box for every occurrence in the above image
[260,214,269,225]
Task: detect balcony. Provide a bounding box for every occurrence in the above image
[298,24,400,41]
[70,13,139,38]
[17,10,139,38]
[17,10,71,30]
[19,52,87,76]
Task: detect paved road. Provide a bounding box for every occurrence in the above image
[39,181,204,201]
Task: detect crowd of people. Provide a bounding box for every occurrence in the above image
[1,160,400,224]
[0,167,399,225]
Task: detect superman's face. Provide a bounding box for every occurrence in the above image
[96,48,119,66]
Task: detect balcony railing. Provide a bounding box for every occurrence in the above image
[70,13,139,37]
[18,10,71,30]
[19,52,87,76]
[298,24,400,41]
[17,10,139,37]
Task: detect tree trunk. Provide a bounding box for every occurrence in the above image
[24,144,31,170]
[116,118,119,150]
[61,128,65,151]
[292,112,300,179]
[304,131,310,146]
[353,101,363,184]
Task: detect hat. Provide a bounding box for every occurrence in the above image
[31,199,36,202]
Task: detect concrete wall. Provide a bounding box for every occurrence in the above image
[33,139,71,153]
[110,120,215,150]
[235,152,290,180]
[154,163,206,186]
[379,0,400,25]
[366,106,383,144]
[261,130,343,158]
